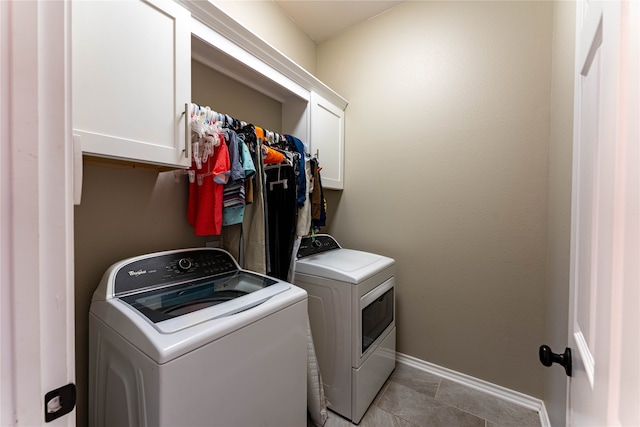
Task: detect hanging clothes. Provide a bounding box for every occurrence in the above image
[220,124,268,274]
[265,163,297,280]
[311,158,327,230]
[263,145,285,164]
[243,125,268,274]
[296,156,313,237]
[221,128,247,227]
[184,104,329,277]
[187,141,230,236]
[284,134,308,207]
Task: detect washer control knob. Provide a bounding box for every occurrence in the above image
[178,258,192,271]
[313,239,322,248]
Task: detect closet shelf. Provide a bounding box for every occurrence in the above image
[179,0,348,110]
[83,155,181,173]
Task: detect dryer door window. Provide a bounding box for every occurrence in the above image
[361,286,394,354]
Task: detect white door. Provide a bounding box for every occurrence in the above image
[567,0,639,425]
[1,1,76,425]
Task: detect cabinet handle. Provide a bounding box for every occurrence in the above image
[72,134,83,205]
[183,102,190,159]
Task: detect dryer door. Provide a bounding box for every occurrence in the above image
[357,277,395,363]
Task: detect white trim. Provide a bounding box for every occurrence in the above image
[396,353,550,427]
[190,17,309,103]
[176,0,348,110]
[574,329,595,387]
[1,1,75,424]
[539,403,552,427]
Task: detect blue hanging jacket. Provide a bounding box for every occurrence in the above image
[284,134,307,207]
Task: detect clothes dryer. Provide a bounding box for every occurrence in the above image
[89,248,307,427]
[294,235,396,424]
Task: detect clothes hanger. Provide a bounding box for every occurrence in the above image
[269,164,288,191]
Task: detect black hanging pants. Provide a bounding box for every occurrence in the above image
[265,166,297,280]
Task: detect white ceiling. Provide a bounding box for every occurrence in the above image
[273,0,405,43]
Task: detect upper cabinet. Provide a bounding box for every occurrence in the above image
[310,92,345,190]
[72,0,348,181]
[72,0,191,168]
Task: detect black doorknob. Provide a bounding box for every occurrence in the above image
[539,345,572,377]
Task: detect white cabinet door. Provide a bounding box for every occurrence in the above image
[72,0,190,168]
[310,91,345,190]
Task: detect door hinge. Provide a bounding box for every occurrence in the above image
[44,383,76,422]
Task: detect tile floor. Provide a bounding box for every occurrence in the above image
[310,363,541,427]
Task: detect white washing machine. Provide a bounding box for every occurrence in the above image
[293,235,396,424]
[89,247,308,427]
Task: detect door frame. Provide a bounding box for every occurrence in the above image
[1,1,76,425]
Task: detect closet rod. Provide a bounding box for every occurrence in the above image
[190,102,285,145]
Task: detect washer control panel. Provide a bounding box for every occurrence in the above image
[297,234,341,259]
[114,249,238,296]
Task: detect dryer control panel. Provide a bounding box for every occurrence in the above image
[297,234,341,259]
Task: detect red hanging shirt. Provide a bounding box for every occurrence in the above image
[187,141,230,236]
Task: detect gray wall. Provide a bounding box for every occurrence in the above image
[317,1,553,398]
[212,0,317,74]
[191,60,283,131]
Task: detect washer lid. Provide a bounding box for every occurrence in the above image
[294,248,394,283]
[119,271,279,330]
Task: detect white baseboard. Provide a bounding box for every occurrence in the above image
[395,352,551,427]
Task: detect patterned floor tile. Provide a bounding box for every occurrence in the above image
[435,379,540,427]
[377,381,485,427]
[321,411,353,427]
[387,363,441,398]
[358,405,417,427]
[309,364,541,427]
